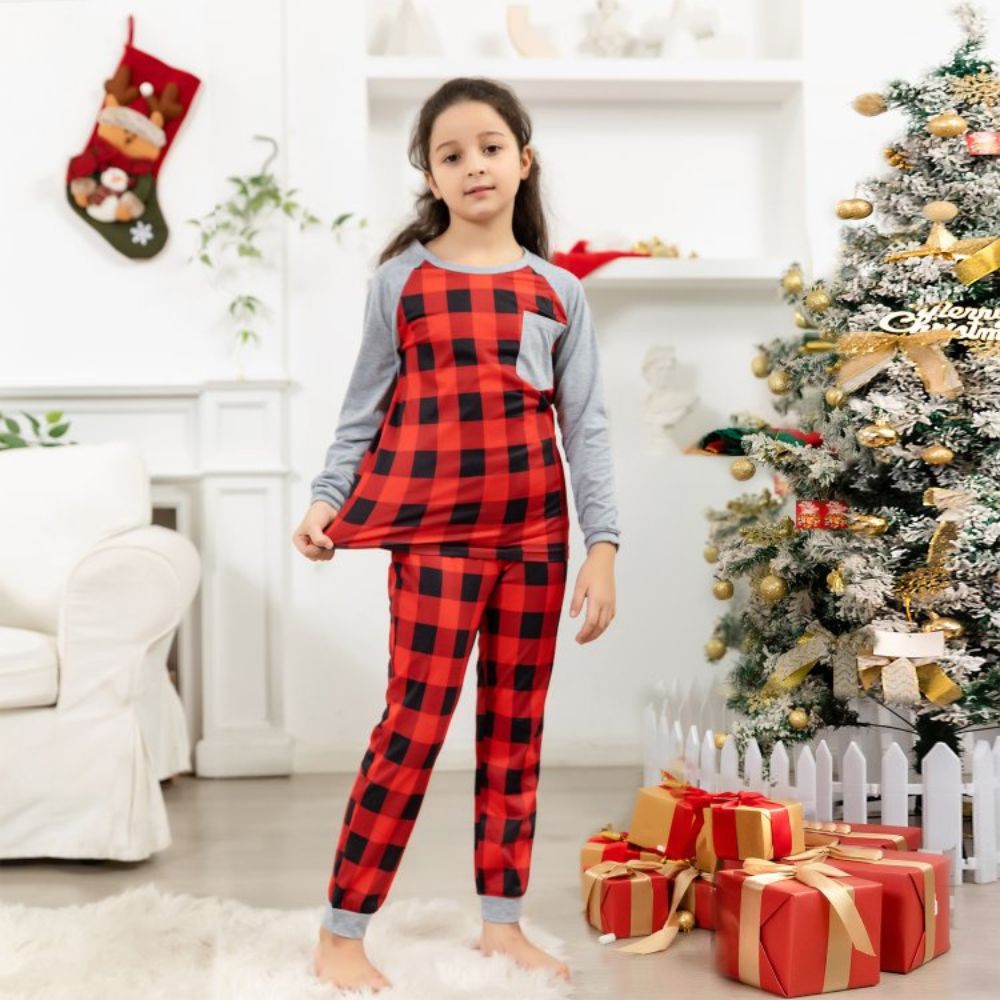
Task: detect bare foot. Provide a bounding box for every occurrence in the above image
[312,927,392,992]
[478,920,571,982]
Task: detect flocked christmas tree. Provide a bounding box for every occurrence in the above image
[700,2,1000,765]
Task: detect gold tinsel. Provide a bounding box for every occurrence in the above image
[726,491,781,517]
[884,145,913,170]
[894,520,960,619]
[948,70,1000,107]
[740,516,795,546]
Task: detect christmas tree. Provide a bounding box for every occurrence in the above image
[702,2,1000,764]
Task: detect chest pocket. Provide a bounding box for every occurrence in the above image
[515,310,566,392]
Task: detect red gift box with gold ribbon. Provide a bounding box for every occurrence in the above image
[803,820,921,852]
[706,791,806,861]
[579,828,666,871]
[715,857,882,996]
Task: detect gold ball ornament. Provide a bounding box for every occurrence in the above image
[805,287,833,313]
[751,352,772,378]
[705,637,727,661]
[712,579,734,601]
[777,516,796,538]
[848,513,889,536]
[921,612,965,640]
[921,442,955,465]
[731,457,756,481]
[825,386,846,407]
[857,421,898,448]
[927,110,968,138]
[794,310,812,329]
[836,198,873,220]
[703,544,719,563]
[924,200,959,224]
[787,708,810,731]
[852,92,887,116]
[768,369,792,394]
[781,267,804,294]
[827,567,846,594]
[714,731,729,750]
[758,573,788,603]
[676,910,696,933]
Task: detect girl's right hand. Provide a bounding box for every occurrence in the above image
[292,500,338,561]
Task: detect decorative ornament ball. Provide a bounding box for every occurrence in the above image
[794,310,811,329]
[714,731,729,750]
[781,267,804,294]
[751,352,772,378]
[805,287,833,313]
[758,573,788,603]
[848,513,889,536]
[921,613,965,640]
[836,198,873,220]
[676,910,696,933]
[703,544,719,563]
[731,457,756,481]
[927,111,967,138]
[825,386,846,407]
[139,81,154,98]
[787,708,810,731]
[857,421,898,448]
[827,567,845,594]
[852,92,887,116]
[712,579,734,601]
[705,637,727,661]
[921,442,955,465]
[768,369,792,394]
[924,200,959,223]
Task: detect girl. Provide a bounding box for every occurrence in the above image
[293,76,620,992]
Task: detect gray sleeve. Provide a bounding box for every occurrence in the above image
[310,270,399,509]
[552,277,621,553]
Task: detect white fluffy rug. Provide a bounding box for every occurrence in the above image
[0,883,576,999]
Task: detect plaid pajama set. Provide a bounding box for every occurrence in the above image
[310,238,620,938]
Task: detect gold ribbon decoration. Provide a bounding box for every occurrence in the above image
[767,623,872,700]
[856,652,962,706]
[803,822,908,850]
[894,516,961,622]
[955,236,1000,284]
[736,856,876,992]
[834,328,963,399]
[923,486,973,524]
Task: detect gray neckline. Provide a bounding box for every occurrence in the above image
[412,238,530,273]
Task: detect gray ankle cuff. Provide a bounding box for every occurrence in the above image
[481,894,522,923]
[321,901,372,939]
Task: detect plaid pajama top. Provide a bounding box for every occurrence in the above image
[312,239,620,561]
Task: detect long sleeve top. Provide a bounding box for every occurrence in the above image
[310,238,621,559]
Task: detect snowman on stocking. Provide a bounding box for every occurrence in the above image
[66,15,200,259]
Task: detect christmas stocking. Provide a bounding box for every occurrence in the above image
[66,15,200,259]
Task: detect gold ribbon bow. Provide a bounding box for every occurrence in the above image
[856,651,962,706]
[955,236,1000,284]
[737,856,876,991]
[767,622,872,700]
[883,218,998,286]
[834,328,963,398]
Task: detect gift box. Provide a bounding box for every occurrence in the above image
[795,846,949,973]
[627,780,713,858]
[684,871,717,930]
[715,858,882,996]
[580,828,666,871]
[706,792,806,861]
[581,859,671,940]
[804,821,921,852]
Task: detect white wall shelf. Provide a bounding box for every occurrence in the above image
[580,256,790,292]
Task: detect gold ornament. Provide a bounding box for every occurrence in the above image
[712,579,734,600]
[884,145,913,170]
[793,310,811,329]
[751,352,772,377]
[705,637,727,661]
[799,337,837,354]
[857,421,898,448]
[852,92,887,116]
[948,70,1000,107]
[920,442,955,465]
[781,266,804,294]
[703,544,719,563]
[925,200,958,224]
[805,287,833,313]
[824,386,845,407]
[787,707,810,731]
[927,110,968,138]
[714,731,729,750]
[836,198,873,220]
[826,568,845,594]
[730,457,756,481]
[921,612,964,640]
[758,573,788,603]
[848,514,889,536]
[767,369,792,394]
[675,910,695,933]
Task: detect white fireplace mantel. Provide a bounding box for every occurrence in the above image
[0,378,294,778]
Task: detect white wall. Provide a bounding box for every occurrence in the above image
[2,0,989,772]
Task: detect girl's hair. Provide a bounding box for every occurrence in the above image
[377,77,550,266]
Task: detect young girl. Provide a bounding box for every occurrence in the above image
[293,76,620,992]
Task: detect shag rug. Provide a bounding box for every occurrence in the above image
[0,883,575,999]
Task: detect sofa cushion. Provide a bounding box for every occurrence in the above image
[0,626,58,709]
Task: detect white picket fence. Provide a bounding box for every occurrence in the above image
[641,683,1000,887]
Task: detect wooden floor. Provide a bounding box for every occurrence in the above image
[2,766,997,998]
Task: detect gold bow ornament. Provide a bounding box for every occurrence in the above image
[834,328,963,399]
[882,215,1000,285]
[856,628,961,706]
[766,622,874,701]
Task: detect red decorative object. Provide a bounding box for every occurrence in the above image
[550,239,649,279]
[795,499,850,530]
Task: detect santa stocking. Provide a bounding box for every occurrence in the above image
[66,15,200,259]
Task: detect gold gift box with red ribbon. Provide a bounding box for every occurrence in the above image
[626,773,714,859]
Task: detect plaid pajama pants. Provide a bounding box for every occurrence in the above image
[321,550,568,939]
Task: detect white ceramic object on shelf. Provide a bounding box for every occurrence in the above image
[507,4,560,58]
[382,0,443,57]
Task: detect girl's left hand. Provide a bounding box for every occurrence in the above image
[569,543,617,643]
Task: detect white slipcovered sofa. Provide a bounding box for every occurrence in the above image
[0,440,201,861]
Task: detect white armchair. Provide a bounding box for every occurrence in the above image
[0,440,201,861]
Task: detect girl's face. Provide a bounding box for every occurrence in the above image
[423,101,532,223]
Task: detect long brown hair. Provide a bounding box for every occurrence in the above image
[377,77,550,266]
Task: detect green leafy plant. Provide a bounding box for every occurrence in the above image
[0,410,73,449]
[187,134,367,349]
